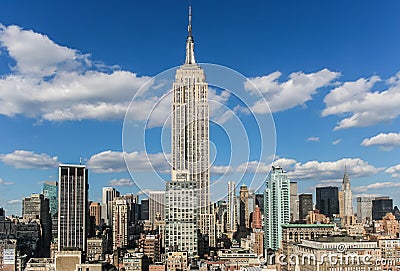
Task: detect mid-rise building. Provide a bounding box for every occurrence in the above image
[298,194,313,220]
[42,181,58,218]
[141,199,149,221]
[315,186,339,218]
[264,166,290,251]
[58,164,88,252]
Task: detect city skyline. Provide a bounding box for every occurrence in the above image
[1,0,400,216]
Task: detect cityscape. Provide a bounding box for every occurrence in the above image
[1,1,400,271]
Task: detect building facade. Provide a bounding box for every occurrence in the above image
[102,187,120,226]
[299,194,313,220]
[315,186,339,218]
[264,166,290,251]
[290,182,299,222]
[227,181,237,233]
[372,197,393,221]
[357,196,374,223]
[58,164,88,252]
[148,191,165,229]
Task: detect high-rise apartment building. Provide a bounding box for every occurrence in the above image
[112,198,130,250]
[315,186,339,218]
[165,6,215,255]
[264,166,290,251]
[58,164,88,252]
[290,182,299,222]
[227,181,237,233]
[298,194,313,220]
[102,187,120,226]
[239,184,250,229]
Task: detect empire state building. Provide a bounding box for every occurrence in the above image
[165,6,215,256]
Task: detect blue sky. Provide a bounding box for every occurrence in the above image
[0,0,400,216]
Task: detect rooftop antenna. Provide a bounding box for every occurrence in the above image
[188,2,192,37]
[79,156,82,165]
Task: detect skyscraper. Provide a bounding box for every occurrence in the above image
[112,198,130,250]
[357,196,374,223]
[89,202,102,226]
[264,166,290,251]
[149,191,165,229]
[299,193,313,220]
[290,182,299,222]
[22,193,51,256]
[58,164,88,252]
[227,181,237,233]
[315,186,339,218]
[372,197,393,220]
[42,181,58,218]
[342,168,353,217]
[165,6,215,255]
[102,187,120,226]
[239,184,250,229]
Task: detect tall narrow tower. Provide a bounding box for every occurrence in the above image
[165,6,215,256]
[342,166,353,217]
[58,164,88,252]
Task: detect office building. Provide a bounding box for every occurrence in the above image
[149,191,165,229]
[102,187,120,226]
[42,181,58,218]
[357,196,374,223]
[298,194,313,220]
[165,6,215,254]
[315,186,339,218]
[22,193,51,256]
[58,164,88,252]
[290,182,299,222]
[89,202,102,226]
[342,168,353,217]
[372,197,393,220]
[239,184,250,229]
[227,181,237,233]
[141,199,149,221]
[264,166,290,251]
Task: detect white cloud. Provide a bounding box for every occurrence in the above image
[307,136,320,142]
[361,132,400,151]
[7,199,21,204]
[0,24,151,122]
[332,139,342,145]
[386,164,400,178]
[211,165,233,175]
[353,182,400,193]
[0,178,13,185]
[108,178,135,187]
[236,160,271,174]
[87,150,170,173]
[323,73,400,129]
[245,68,339,113]
[279,157,381,180]
[0,150,59,169]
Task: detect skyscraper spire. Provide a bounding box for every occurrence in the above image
[185,4,196,64]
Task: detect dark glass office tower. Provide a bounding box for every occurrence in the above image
[372,197,393,220]
[316,186,339,218]
[299,193,313,220]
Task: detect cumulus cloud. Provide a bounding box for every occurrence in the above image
[0,24,151,122]
[245,68,339,113]
[307,136,320,142]
[386,164,400,178]
[0,150,59,169]
[211,165,233,175]
[353,182,400,193]
[87,150,170,173]
[323,73,400,129]
[7,199,21,204]
[361,132,400,151]
[108,178,135,187]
